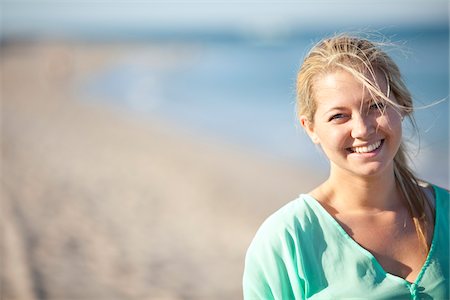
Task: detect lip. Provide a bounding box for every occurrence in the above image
[346,139,384,156]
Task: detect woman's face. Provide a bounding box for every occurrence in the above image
[300,69,403,178]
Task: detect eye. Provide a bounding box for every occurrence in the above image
[329,113,346,122]
[369,101,385,110]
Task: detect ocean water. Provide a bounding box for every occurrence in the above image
[81,27,449,188]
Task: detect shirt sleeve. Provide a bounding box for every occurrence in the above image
[242,219,305,300]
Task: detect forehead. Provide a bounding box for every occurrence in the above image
[313,69,387,109]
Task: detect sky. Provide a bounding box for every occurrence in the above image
[1,1,448,38]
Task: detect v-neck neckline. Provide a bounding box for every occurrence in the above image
[302,185,440,286]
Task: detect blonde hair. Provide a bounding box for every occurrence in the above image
[296,34,432,251]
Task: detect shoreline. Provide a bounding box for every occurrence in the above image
[2,41,322,299]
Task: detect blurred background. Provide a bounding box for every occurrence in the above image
[1,1,448,299]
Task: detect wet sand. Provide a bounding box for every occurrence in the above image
[1,41,322,299]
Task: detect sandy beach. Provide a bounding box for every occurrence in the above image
[1,41,322,299]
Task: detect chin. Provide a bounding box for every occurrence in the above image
[352,162,393,178]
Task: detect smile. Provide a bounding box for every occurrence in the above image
[348,140,383,154]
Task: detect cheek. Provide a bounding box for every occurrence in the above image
[377,111,402,136]
[316,127,350,150]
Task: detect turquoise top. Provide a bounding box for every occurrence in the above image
[243,185,449,299]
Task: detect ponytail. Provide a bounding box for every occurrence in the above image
[393,144,433,252]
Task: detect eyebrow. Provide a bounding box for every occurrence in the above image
[321,98,382,117]
[321,106,348,117]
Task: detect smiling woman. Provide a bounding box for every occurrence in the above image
[242,34,449,299]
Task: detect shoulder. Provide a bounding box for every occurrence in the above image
[432,185,449,221]
[246,194,320,256]
[419,182,448,210]
[243,195,317,299]
[430,184,449,205]
[432,184,450,196]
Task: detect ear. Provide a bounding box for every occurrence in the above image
[299,115,320,144]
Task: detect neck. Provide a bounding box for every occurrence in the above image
[320,164,401,213]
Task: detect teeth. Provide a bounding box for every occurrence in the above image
[351,140,382,153]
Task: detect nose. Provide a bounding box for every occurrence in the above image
[351,114,375,139]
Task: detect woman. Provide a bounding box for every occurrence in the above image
[243,34,449,299]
